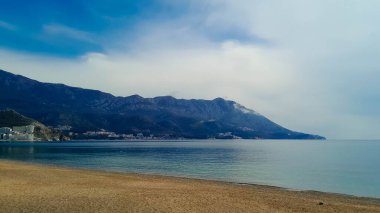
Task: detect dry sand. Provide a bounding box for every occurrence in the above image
[0,160,379,213]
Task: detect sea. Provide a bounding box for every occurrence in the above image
[1,140,379,198]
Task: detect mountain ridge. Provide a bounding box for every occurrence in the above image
[0,69,325,140]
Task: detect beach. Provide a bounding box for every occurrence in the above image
[0,160,379,213]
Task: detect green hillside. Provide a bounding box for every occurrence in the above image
[0,109,35,127]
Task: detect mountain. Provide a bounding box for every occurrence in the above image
[0,109,64,141]
[0,69,324,139]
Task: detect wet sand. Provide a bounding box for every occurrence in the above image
[0,160,379,213]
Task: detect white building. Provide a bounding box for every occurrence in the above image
[0,125,34,141]
[13,125,34,134]
[0,127,12,134]
[0,127,12,141]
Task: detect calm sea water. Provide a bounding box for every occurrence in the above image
[1,140,379,198]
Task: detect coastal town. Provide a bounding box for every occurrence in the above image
[57,126,186,140]
[0,124,186,141]
[0,125,35,141]
[1,124,240,141]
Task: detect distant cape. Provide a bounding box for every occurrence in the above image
[0,69,325,139]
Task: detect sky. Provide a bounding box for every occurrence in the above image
[1,0,380,139]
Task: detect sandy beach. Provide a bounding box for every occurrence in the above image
[0,160,379,213]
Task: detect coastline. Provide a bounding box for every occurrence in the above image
[1,160,379,212]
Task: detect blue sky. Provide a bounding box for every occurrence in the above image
[0,0,260,56]
[0,0,188,56]
[1,0,380,139]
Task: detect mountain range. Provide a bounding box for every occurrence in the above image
[0,69,324,139]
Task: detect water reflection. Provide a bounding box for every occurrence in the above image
[1,144,35,155]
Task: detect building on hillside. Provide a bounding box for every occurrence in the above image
[0,127,12,140]
[0,127,12,134]
[0,125,34,141]
[13,125,34,134]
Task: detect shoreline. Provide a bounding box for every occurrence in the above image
[0,138,328,143]
[1,160,380,212]
[2,158,378,200]
[6,159,378,200]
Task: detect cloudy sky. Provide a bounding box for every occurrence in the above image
[1,0,379,139]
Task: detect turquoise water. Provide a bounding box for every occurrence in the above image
[1,140,380,198]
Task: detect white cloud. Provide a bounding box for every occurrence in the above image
[43,24,95,43]
[0,20,16,31]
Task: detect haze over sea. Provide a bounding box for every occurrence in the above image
[1,140,379,198]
